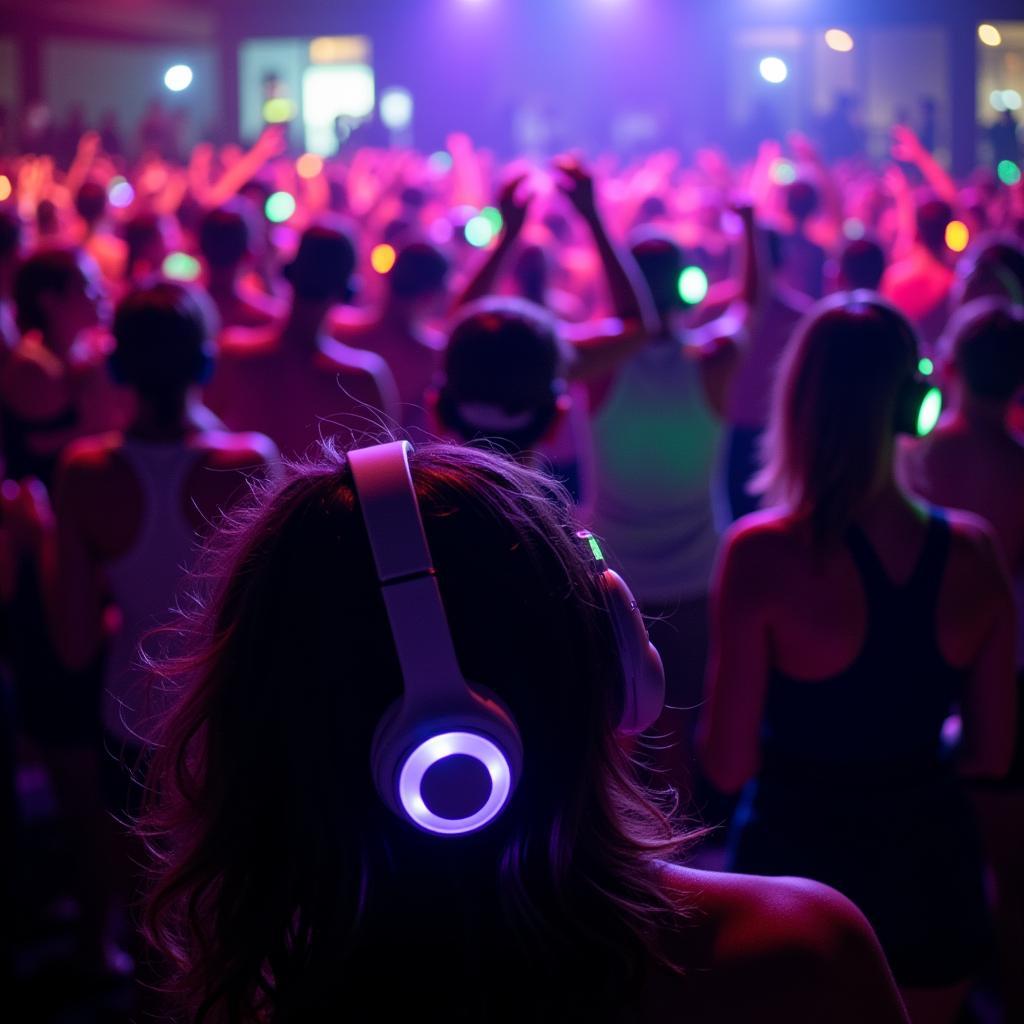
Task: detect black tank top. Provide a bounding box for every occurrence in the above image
[760,511,965,770]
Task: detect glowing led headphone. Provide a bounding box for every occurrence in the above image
[576,530,665,735]
[895,359,943,437]
[349,440,523,836]
[348,442,665,837]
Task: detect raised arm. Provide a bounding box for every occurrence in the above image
[451,174,530,310]
[554,156,655,330]
[199,126,287,210]
[891,124,958,208]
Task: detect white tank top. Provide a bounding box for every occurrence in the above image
[102,440,204,743]
[590,335,722,603]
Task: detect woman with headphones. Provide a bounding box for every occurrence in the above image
[138,438,906,1021]
[698,294,1016,1024]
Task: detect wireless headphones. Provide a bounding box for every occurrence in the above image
[894,369,943,437]
[347,440,665,837]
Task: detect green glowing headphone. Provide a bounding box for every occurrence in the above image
[895,359,943,437]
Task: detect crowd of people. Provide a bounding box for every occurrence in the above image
[0,117,1022,1022]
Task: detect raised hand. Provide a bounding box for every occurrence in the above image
[497,174,531,239]
[891,124,926,165]
[553,155,598,221]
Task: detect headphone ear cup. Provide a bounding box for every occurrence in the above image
[895,376,942,436]
[370,685,524,829]
[600,569,665,735]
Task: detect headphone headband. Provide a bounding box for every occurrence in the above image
[348,440,522,836]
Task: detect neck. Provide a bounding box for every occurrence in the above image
[282,299,331,347]
[128,388,205,441]
[852,473,918,533]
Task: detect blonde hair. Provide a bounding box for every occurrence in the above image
[752,292,918,544]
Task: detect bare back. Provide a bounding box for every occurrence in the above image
[701,494,1016,790]
[208,330,398,458]
[638,865,908,1023]
[333,317,441,431]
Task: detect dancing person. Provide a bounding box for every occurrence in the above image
[899,299,1024,1022]
[198,203,284,330]
[699,294,1016,1024]
[333,240,449,433]
[207,223,399,457]
[47,281,275,976]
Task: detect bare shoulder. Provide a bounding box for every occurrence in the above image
[658,865,907,1023]
[197,430,279,473]
[720,509,804,571]
[217,324,280,359]
[317,337,390,379]
[662,864,872,958]
[58,432,123,479]
[2,343,67,417]
[945,508,1008,576]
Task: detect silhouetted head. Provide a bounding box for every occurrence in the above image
[110,280,216,414]
[916,198,953,256]
[630,231,687,313]
[388,241,448,306]
[14,247,104,342]
[199,204,252,270]
[436,298,568,453]
[784,180,819,224]
[939,298,1024,405]
[74,181,108,228]
[837,237,886,292]
[284,223,357,303]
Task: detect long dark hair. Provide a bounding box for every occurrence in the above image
[139,442,692,1022]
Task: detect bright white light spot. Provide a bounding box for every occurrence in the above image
[1003,90,1022,112]
[991,90,1008,112]
[824,29,854,53]
[978,24,1002,47]
[379,87,413,131]
[759,57,789,84]
[164,65,193,93]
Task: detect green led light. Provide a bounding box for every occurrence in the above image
[464,214,494,248]
[264,191,296,223]
[678,266,709,305]
[161,252,201,281]
[587,535,604,562]
[481,205,503,234]
[998,160,1022,187]
[918,357,934,376]
[770,159,797,185]
[917,386,943,437]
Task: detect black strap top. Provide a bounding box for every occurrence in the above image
[760,511,965,773]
